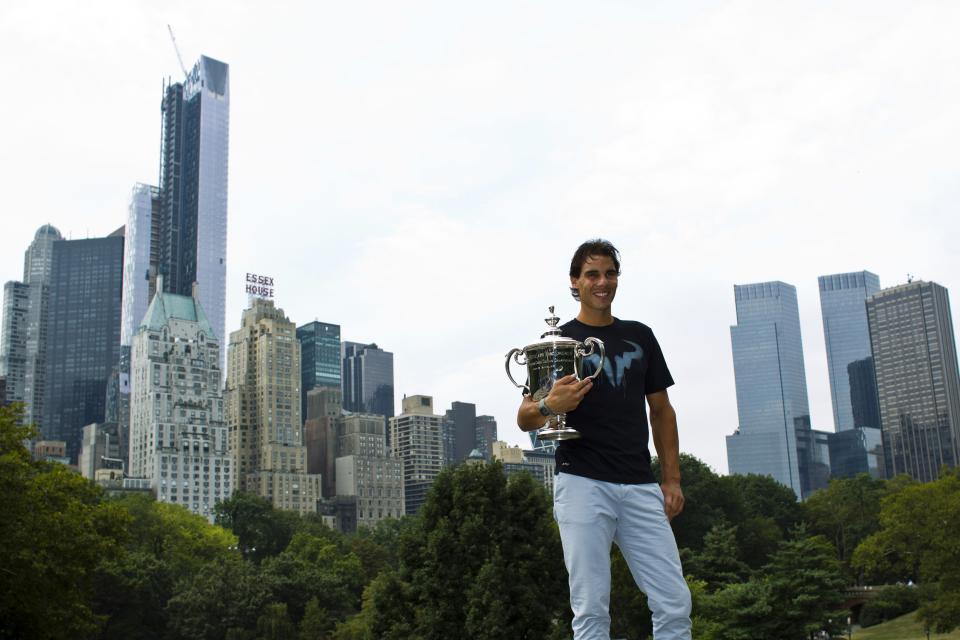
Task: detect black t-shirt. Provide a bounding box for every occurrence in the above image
[555,318,674,484]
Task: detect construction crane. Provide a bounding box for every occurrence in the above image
[167,24,189,78]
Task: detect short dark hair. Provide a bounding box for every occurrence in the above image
[569,239,621,301]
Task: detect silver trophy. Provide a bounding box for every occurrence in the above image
[505,306,605,440]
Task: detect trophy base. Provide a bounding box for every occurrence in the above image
[536,427,581,441]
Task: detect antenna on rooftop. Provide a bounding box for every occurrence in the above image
[167,24,189,78]
[907,273,914,284]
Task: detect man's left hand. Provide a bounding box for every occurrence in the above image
[660,480,684,521]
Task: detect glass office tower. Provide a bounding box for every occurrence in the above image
[726,281,811,497]
[159,55,229,362]
[867,281,960,481]
[342,341,395,420]
[297,321,341,420]
[121,56,229,363]
[42,231,124,462]
[120,184,160,348]
[818,271,881,432]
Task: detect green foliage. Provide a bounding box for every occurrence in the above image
[166,555,270,640]
[652,454,740,553]
[215,491,301,562]
[299,596,336,640]
[698,527,847,640]
[0,403,129,639]
[362,463,567,639]
[853,469,960,632]
[701,579,778,640]
[803,473,885,580]
[762,527,848,638]
[0,402,36,459]
[260,531,366,624]
[683,521,751,591]
[257,603,297,640]
[721,473,803,568]
[92,551,175,639]
[113,493,238,574]
[860,584,922,628]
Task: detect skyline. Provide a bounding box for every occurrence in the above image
[2,2,960,474]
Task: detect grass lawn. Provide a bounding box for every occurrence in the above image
[852,612,960,640]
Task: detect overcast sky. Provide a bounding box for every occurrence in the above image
[2,1,958,474]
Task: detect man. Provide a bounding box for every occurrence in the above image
[517,239,692,640]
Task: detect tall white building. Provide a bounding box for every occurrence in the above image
[128,281,231,521]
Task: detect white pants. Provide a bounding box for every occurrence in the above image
[553,472,692,640]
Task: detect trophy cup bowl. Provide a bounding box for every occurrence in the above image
[505,306,605,440]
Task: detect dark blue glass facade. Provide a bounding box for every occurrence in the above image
[42,234,124,462]
[297,321,341,421]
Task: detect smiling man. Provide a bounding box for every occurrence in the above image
[517,239,692,640]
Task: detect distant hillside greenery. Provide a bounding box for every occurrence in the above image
[2,402,958,640]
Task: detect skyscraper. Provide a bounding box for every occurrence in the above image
[342,341,394,433]
[335,413,404,529]
[128,283,230,521]
[0,224,63,427]
[443,401,477,464]
[120,55,229,362]
[725,281,811,497]
[474,414,498,461]
[303,386,342,497]
[390,395,444,515]
[867,281,960,482]
[0,282,30,407]
[226,299,321,514]
[42,230,124,461]
[297,321,341,420]
[818,271,881,431]
[120,184,161,348]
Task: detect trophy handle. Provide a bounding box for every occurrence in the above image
[577,337,605,382]
[505,348,530,393]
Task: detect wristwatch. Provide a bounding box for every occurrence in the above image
[538,398,556,417]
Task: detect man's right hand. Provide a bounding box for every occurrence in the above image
[545,374,593,414]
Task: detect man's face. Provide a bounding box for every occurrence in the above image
[571,254,619,311]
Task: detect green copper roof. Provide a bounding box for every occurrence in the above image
[140,291,216,339]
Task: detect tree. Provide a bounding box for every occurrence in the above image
[761,527,847,639]
[362,463,568,639]
[260,531,366,625]
[256,603,296,640]
[215,492,301,562]
[92,551,174,639]
[700,580,778,640]
[651,454,739,553]
[721,473,803,568]
[0,404,129,639]
[299,596,336,640]
[683,521,751,591]
[852,468,960,632]
[803,473,885,580]
[113,493,238,575]
[166,556,270,640]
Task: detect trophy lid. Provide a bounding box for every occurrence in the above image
[522,305,578,350]
[541,306,563,339]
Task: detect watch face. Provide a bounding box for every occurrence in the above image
[538,400,550,416]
